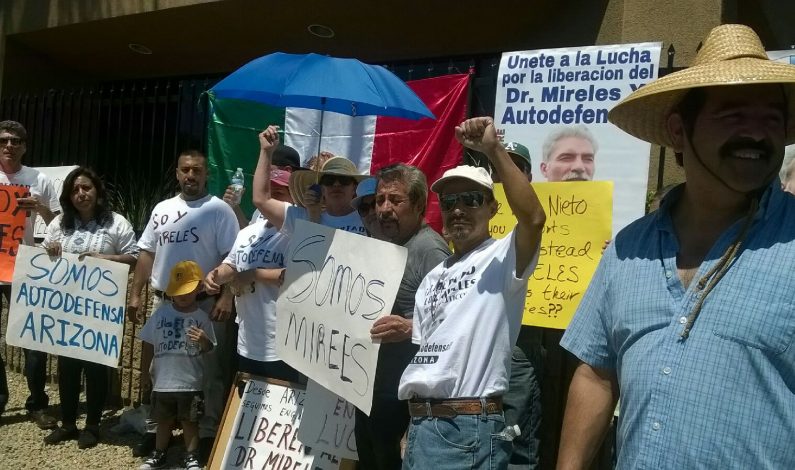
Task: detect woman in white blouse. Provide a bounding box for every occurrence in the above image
[42,167,138,449]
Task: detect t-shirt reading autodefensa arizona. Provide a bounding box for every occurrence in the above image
[222,220,288,362]
[137,194,239,291]
[138,303,217,392]
[398,231,536,400]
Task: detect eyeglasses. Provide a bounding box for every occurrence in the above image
[357,199,375,216]
[0,137,23,146]
[439,191,486,212]
[320,174,356,186]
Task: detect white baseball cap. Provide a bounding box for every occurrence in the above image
[351,177,378,209]
[431,165,493,194]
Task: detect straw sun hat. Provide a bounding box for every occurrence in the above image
[608,24,795,148]
[288,156,368,207]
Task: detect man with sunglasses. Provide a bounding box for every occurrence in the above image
[353,164,450,469]
[0,120,60,428]
[252,125,366,236]
[398,117,545,469]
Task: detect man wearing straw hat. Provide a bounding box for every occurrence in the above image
[252,124,367,235]
[558,24,795,468]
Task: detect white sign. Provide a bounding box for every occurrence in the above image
[220,379,340,470]
[32,165,78,237]
[494,42,662,234]
[298,381,358,460]
[6,245,129,367]
[276,220,407,415]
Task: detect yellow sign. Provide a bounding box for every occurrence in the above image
[490,181,613,329]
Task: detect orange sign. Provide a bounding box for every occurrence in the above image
[0,184,29,282]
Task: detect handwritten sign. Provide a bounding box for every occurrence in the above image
[297,381,358,460]
[276,220,407,415]
[32,166,78,238]
[214,377,340,470]
[0,184,28,282]
[490,182,612,329]
[6,245,130,367]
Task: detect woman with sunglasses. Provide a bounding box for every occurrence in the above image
[42,167,138,449]
[251,125,368,237]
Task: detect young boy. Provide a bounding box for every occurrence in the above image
[138,260,217,470]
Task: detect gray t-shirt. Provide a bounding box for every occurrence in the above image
[375,224,450,395]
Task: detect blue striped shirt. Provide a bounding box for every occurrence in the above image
[561,182,795,469]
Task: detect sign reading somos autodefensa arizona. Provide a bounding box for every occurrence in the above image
[6,245,129,367]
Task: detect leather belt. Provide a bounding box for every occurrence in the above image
[408,397,502,418]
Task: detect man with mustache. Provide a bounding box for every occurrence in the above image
[399,118,546,469]
[540,125,597,182]
[128,150,239,463]
[353,164,450,469]
[558,24,795,468]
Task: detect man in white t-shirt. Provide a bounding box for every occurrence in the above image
[398,117,545,469]
[203,168,299,383]
[0,120,60,429]
[128,149,239,462]
[252,125,366,236]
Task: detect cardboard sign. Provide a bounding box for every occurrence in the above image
[276,220,407,415]
[32,166,78,238]
[6,245,130,367]
[210,376,341,470]
[297,381,358,460]
[0,184,28,282]
[490,181,612,329]
[495,42,660,235]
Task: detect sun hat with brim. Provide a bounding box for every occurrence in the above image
[165,260,203,297]
[431,165,494,193]
[351,177,378,209]
[288,156,368,207]
[608,24,795,148]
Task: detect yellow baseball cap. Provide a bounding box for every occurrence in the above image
[165,260,203,297]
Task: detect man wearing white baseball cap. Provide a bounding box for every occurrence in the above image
[398,117,545,469]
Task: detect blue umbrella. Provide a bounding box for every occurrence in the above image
[210,52,435,121]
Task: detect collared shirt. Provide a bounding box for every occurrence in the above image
[561,182,795,469]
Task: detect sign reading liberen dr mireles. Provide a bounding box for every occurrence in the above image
[276,220,408,415]
[6,245,130,367]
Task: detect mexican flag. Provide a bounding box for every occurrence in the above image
[207,73,470,232]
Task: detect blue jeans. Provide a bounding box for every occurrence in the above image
[403,412,512,470]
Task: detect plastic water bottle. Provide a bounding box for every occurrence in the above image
[185,318,201,356]
[497,424,521,441]
[230,167,245,204]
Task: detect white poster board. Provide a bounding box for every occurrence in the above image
[494,42,662,234]
[297,380,358,460]
[6,245,129,367]
[32,165,78,237]
[218,378,340,470]
[276,220,407,415]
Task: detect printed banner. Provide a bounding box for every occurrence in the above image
[0,184,27,282]
[6,245,129,367]
[218,378,340,470]
[490,182,612,329]
[495,42,660,235]
[32,166,78,237]
[297,381,358,460]
[276,220,407,415]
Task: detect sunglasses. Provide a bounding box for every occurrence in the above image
[439,191,486,212]
[357,199,376,216]
[0,137,23,146]
[320,174,356,186]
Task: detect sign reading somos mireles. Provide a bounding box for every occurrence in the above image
[6,245,130,367]
[490,182,612,329]
[276,220,407,415]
